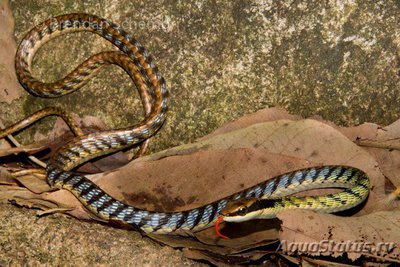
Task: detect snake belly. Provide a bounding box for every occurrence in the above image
[4,13,370,234]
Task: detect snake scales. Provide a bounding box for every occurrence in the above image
[0,14,370,234]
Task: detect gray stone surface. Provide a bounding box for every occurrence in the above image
[1,0,399,265]
[4,0,400,148]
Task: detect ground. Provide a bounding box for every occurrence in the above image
[0,204,204,266]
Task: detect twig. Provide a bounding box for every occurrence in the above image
[362,253,400,264]
[10,168,46,177]
[0,121,47,168]
[354,139,400,151]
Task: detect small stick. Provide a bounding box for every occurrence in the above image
[355,139,400,151]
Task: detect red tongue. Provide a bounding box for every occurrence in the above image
[215,216,229,239]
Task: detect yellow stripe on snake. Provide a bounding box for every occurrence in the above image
[0,14,370,234]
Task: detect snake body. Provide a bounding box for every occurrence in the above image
[1,14,370,234]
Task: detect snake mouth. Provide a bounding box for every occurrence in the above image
[215,216,230,239]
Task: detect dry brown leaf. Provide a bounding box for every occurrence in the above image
[148,226,278,266]
[41,190,95,220]
[149,230,277,255]
[0,186,57,209]
[198,107,302,141]
[14,173,51,194]
[278,209,400,262]
[182,249,233,267]
[194,219,280,248]
[0,167,17,185]
[311,117,400,189]
[182,248,274,266]
[332,123,379,142]
[300,256,363,267]
[354,119,400,187]
[309,115,380,142]
[199,107,379,143]
[37,207,74,216]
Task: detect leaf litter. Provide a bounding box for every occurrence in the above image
[1,107,399,265]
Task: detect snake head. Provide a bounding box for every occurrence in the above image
[220,197,263,222]
[214,198,260,239]
[215,197,283,238]
[220,197,284,222]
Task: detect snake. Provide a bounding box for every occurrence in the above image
[0,13,370,235]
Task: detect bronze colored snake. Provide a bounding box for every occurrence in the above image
[0,14,370,234]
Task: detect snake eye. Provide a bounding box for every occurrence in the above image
[236,206,248,215]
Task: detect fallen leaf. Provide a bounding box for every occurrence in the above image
[278,209,400,262]
[14,173,51,194]
[0,167,17,185]
[355,119,400,187]
[198,107,302,141]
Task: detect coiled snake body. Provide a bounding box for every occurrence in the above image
[0,14,370,234]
